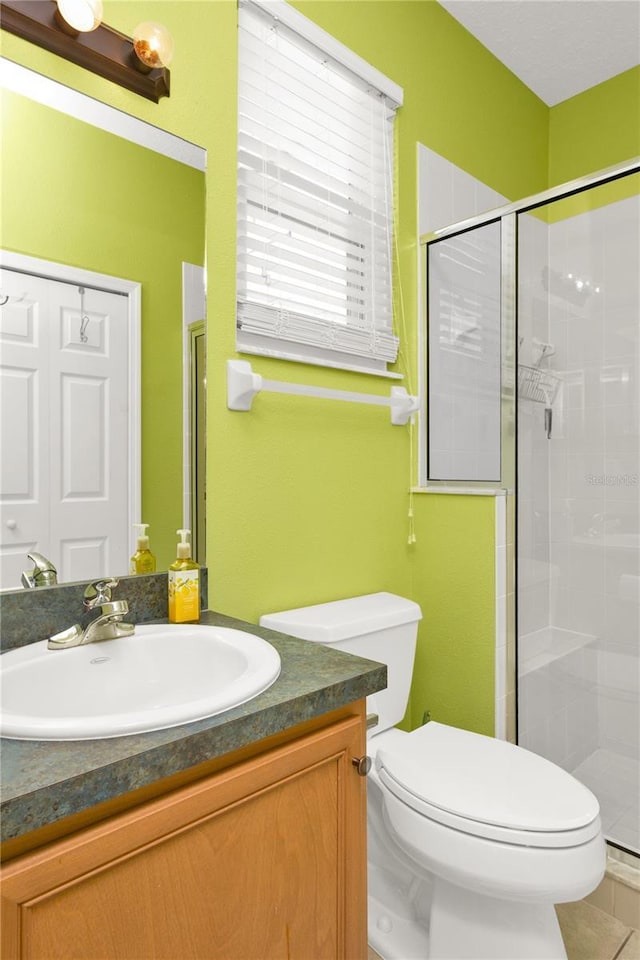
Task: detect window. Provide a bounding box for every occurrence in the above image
[237,0,402,374]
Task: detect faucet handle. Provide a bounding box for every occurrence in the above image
[84,578,119,610]
[21,552,58,589]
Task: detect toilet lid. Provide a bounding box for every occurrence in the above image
[376,721,600,836]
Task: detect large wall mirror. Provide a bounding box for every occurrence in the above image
[0,60,206,589]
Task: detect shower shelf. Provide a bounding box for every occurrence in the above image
[518,364,561,405]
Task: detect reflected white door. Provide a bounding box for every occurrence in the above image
[0,268,130,587]
[0,272,50,584]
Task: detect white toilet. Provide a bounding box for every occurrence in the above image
[260,592,606,960]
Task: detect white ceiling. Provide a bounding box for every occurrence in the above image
[438,0,640,106]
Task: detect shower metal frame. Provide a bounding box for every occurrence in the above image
[419,155,640,492]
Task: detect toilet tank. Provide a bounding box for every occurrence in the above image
[260,593,422,733]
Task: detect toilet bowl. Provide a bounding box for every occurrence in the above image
[260,594,606,960]
[373,724,604,959]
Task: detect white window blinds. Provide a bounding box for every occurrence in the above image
[237,0,402,371]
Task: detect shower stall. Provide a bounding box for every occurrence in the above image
[424,161,639,859]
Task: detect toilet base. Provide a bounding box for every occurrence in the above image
[368,889,429,960]
[367,872,567,960]
[429,878,567,960]
[367,775,432,960]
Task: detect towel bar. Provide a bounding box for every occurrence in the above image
[227,360,420,426]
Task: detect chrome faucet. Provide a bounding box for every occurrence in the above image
[22,552,58,588]
[47,578,135,650]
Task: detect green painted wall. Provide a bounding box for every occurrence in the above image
[0,89,205,570]
[545,67,640,222]
[2,0,636,738]
[291,1,546,736]
[549,66,640,186]
[408,494,497,733]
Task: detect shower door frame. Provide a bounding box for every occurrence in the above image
[420,158,640,492]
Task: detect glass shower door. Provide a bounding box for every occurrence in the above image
[517,177,640,855]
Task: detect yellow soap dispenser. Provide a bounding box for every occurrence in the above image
[129,523,156,574]
[168,529,200,623]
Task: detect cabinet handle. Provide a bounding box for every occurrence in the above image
[352,755,372,777]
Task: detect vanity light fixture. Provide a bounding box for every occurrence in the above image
[0,0,171,102]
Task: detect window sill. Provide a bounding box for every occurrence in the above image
[237,338,403,381]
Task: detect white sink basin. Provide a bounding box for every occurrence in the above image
[0,624,281,741]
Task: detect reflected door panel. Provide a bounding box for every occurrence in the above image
[0,273,50,582]
[0,269,130,587]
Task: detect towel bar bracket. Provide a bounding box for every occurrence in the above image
[227,359,263,412]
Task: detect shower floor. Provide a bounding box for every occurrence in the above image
[573,748,639,855]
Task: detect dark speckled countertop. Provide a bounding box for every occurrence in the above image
[0,609,386,846]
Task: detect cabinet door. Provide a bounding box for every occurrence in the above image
[1,715,367,960]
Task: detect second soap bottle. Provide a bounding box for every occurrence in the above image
[130,523,156,574]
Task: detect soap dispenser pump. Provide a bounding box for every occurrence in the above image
[129,523,156,574]
[168,529,200,623]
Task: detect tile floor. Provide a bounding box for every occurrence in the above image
[367,899,640,960]
[556,900,638,960]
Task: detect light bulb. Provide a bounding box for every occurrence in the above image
[56,0,103,32]
[133,22,174,69]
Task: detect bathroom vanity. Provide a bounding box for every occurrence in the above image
[0,608,386,959]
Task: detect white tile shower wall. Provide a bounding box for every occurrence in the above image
[417,146,507,237]
[418,148,508,483]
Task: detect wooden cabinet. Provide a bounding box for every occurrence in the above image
[1,712,367,959]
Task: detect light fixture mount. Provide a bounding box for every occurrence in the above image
[0,0,170,102]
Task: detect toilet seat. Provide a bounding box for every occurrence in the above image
[376,722,601,849]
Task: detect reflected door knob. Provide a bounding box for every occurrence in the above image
[352,755,372,776]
